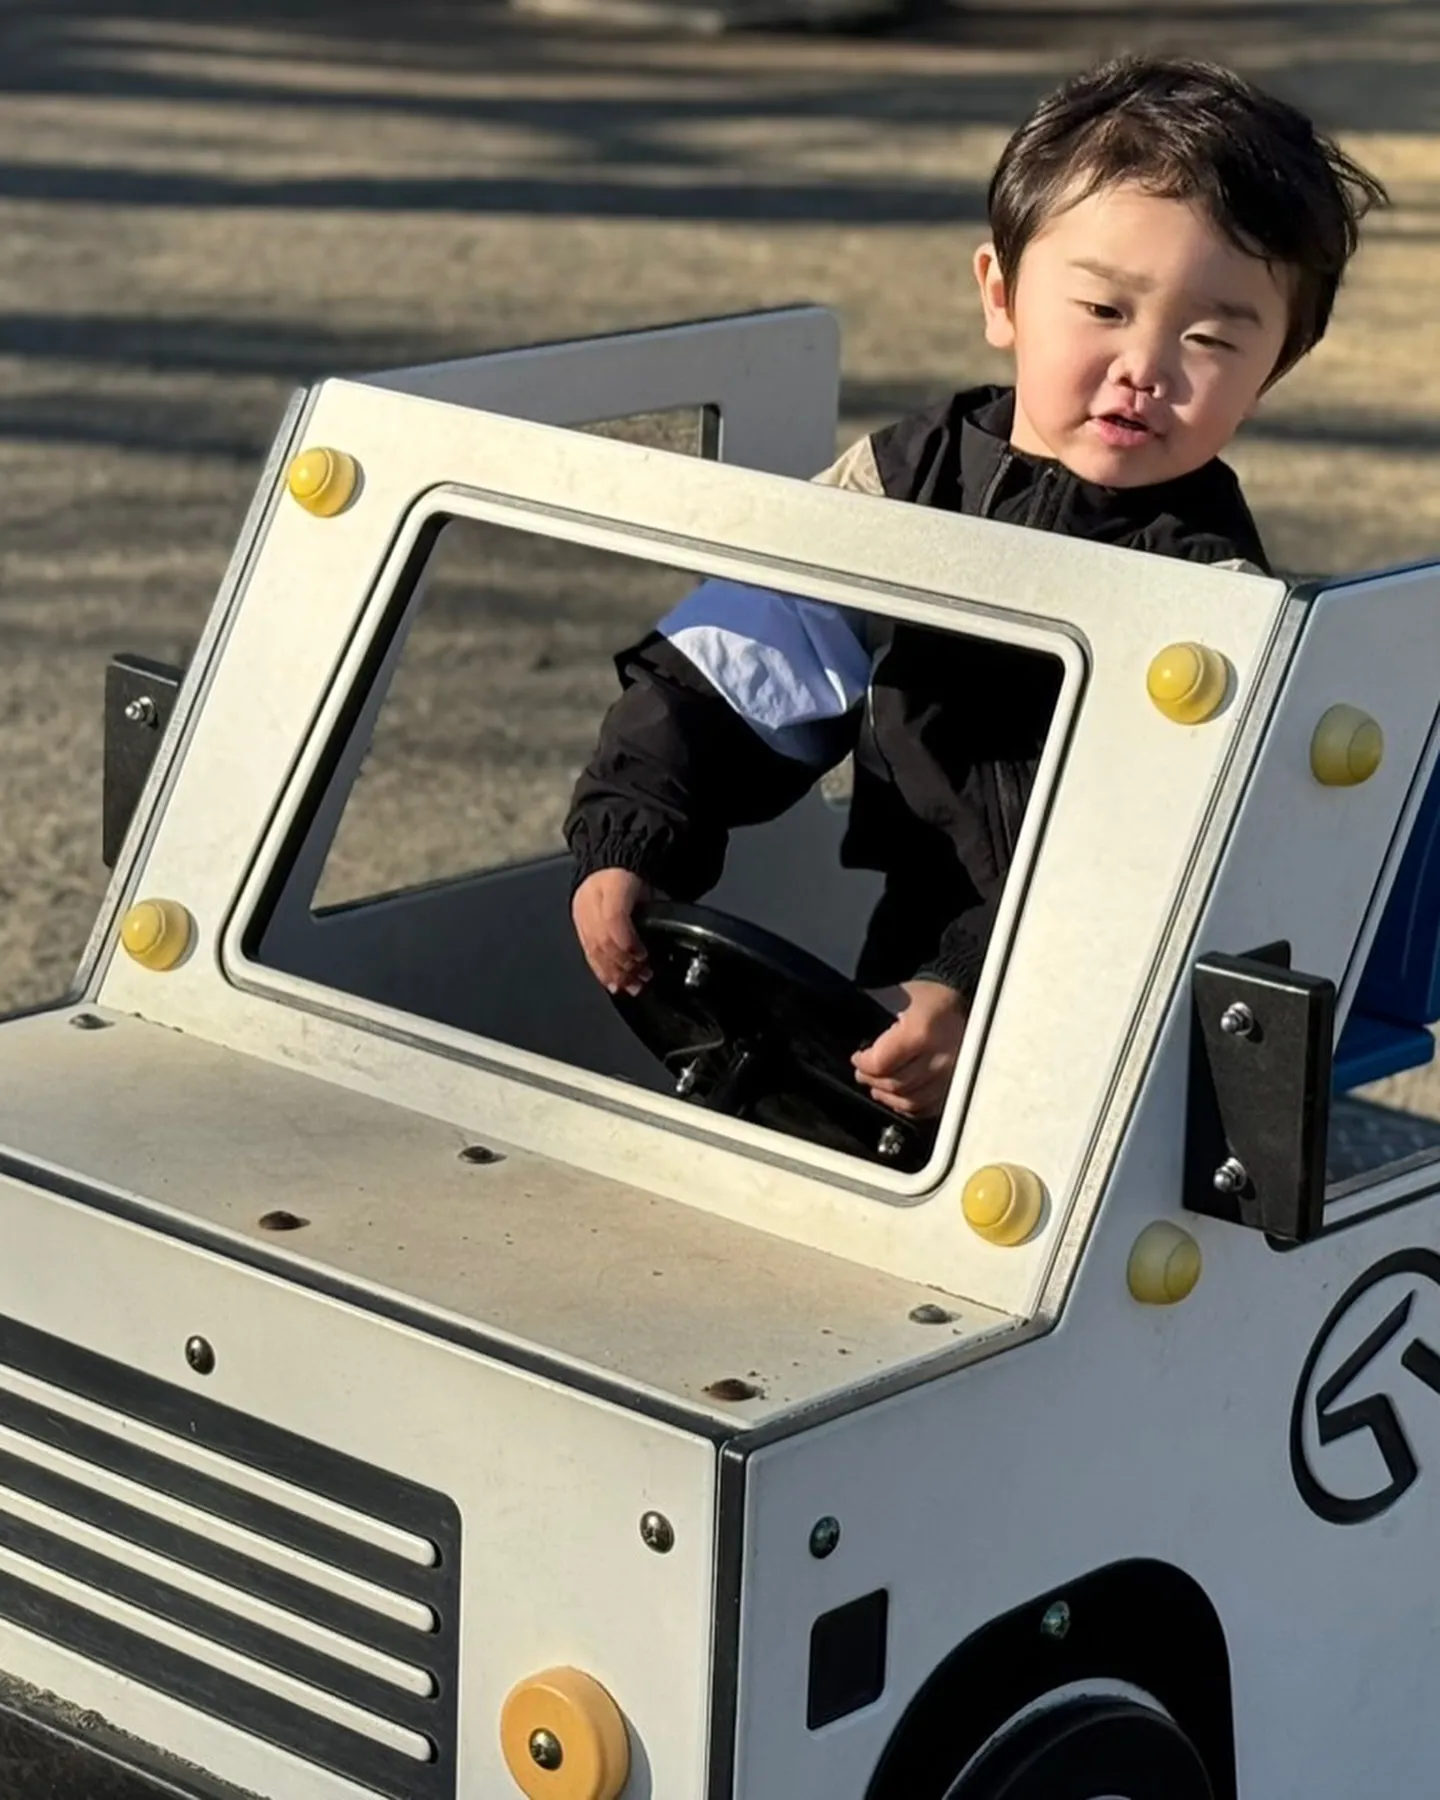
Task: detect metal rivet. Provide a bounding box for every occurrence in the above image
[458,1144,502,1165]
[258,1210,309,1232]
[185,1336,215,1376]
[684,952,710,991]
[909,1303,958,1324]
[1040,1600,1071,1640]
[68,1012,112,1031]
[877,1124,905,1160]
[1213,1157,1248,1196]
[123,695,158,727]
[674,1059,701,1097]
[639,1511,675,1554]
[809,1515,841,1559]
[528,1728,563,1771]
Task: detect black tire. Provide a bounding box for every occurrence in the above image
[946,1697,1214,1800]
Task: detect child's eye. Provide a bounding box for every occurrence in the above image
[1189,332,1238,352]
[1081,302,1123,321]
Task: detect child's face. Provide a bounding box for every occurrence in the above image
[974,181,1293,488]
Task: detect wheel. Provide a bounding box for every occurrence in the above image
[944,1697,1214,1800]
[611,900,938,1171]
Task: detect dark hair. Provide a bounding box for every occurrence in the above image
[987,56,1389,374]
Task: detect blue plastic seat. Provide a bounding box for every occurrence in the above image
[1334,762,1440,1090]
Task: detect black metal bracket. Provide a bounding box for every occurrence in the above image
[1184,944,1335,1245]
[103,653,184,868]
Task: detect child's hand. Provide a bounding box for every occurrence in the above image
[572,869,657,994]
[852,979,968,1119]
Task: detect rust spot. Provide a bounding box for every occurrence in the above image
[258,1210,309,1232]
[704,1377,764,1402]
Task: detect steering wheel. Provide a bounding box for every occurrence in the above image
[611,901,939,1173]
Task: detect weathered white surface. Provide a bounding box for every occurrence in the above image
[0,1009,1007,1426]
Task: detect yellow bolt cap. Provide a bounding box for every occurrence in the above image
[1146,642,1230,725]
[1127,1221,1202,1305]
[961,1163,1045,1246]
[119,899,193,971]
[500,1667,630,1800]
[1310,704,1384,786]
[286,447,359,517]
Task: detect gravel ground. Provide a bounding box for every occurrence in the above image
[2,0,1439,1115]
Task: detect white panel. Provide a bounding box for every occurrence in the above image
[361,305,841,477]
[0,1176,716,1800]
[90,378,1288,1316]
[733,1099,1440,1800]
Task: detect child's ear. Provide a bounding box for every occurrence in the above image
[973,243,1016,351]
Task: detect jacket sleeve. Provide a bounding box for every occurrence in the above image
[911,896,998,1005]
[565,578,870,897]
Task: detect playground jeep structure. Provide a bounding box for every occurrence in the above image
[2,308,1440,1798]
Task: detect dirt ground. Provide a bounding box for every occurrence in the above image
[3,0,1439,1094]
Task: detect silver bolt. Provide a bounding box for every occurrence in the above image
[1220,1002,1256,1038]
[528,1729,563,1771]
[809,1515,841,1559]
[184,1336,215,1376]
[639,1511,675,1554]
[674,1059,700,1097]
[877,1124,905,1160]
[124,695,158,727]
[684,952,710,991]
[1213,1156,1249,1195]
[1040,1600,1071,1640]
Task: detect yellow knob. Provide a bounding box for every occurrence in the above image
[119,899,193,971]
[961,1163,1044,1246]
[1146,642,1230,724]
[286,447,359,517]
[1127,1221,1202,1305]
[499,1667,630,1800]
[1310,704,1384,786]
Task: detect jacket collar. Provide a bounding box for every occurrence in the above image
[955,385,1264,560]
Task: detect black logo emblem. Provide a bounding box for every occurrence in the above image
[1291,1248,1440,1524]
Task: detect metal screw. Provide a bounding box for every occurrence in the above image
[1213,1156,1249,1195]
[674,1059,700,1097]
[908,1303,958,1325]
[1220,1002,1256,1038]
[809,1515,841,1559]
[257,1210,309,1231]
[458,1144,502,1165]
[684,952,710,991]
[877,1124,905,1160]
[1040,1600,1071,1640]
[639,1511,675,1554]
[68,1012,111,1031]
[528,1729,563,1771]
[124,695,158,727]
[184,1336,215,1376]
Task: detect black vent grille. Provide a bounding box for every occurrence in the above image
[0,1314,459,1799]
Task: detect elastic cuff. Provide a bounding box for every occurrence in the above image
[911,941,985,1006]
[568,830,672,895]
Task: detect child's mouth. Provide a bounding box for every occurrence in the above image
[1092,413,1153,448]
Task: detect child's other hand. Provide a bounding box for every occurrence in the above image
[852,979,968,1119]
[572,869,656,995]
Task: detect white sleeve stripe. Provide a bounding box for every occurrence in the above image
[658,580,871,744]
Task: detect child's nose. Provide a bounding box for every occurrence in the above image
[1112,333,1170,397]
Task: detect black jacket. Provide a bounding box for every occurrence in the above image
[566,385,1270,1001]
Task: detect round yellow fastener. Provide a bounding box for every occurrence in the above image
[1146,642,1231,725]
[119,898,193,972]
[1127,1221,1203,1305]
[961,1163,1045,1247]
[286,446,359,517]
[499,1667,630,1800]
[1310,704,1384,787]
